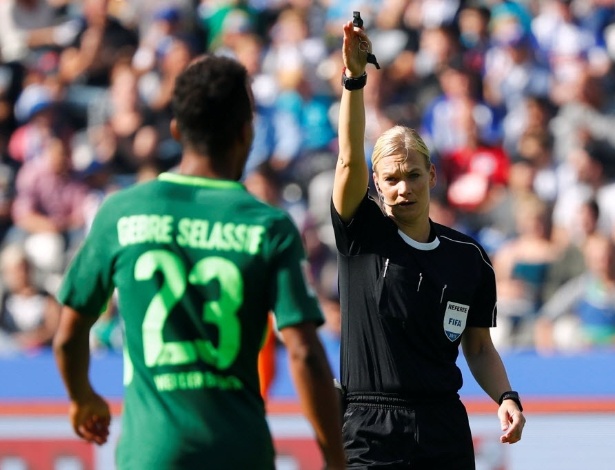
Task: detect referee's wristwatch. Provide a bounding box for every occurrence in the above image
[498,391,523,412]
[341,68,367,90]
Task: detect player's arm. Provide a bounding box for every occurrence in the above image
[332,20,370,222]
[53,306,111,445]
[461,327,526,444]
[279,322,346,469]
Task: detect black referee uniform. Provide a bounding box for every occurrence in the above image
[331,193,497,469]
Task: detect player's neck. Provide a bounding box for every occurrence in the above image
[177,150,242,181]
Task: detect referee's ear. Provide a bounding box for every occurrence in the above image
[429,163,437,189]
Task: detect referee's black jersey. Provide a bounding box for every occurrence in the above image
[331,193,497,396]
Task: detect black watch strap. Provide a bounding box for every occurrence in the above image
[498,391,523,412]
[341,70,367,90]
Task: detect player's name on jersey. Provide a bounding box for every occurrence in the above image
[117,214,265,254]
[153,370,243,393]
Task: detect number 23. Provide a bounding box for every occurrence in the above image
[135,250,243,370]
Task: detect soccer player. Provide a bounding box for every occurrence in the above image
[53,55,345,469]
[331,20,526,469]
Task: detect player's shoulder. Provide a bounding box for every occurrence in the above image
[247,197,299,230]
[96,179,160,212]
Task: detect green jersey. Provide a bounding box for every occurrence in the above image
[57,173,324,469]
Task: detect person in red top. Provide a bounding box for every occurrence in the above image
[441,97,510,215]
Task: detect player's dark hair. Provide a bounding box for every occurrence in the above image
[172,55,252,159]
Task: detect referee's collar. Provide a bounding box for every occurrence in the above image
[397,222,440,250]
[158,172,245,190]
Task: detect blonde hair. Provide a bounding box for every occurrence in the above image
[371,126,431,172]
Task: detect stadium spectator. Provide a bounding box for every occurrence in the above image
[270,64,336,175]
[138,34,195,167]
[439,95,510,235]
[231,33,279,176]
[59,0,139,127]
[0,0,76,64]
[131,5,184,76]
[542,198,600,302]
[421,60,500,166]
[0,243,61,353]
[197,0,258,53]
[510,128,560,204]
[85,62,160,180]
[0,154,17,246]
[551,137,615,248]
[534,233,615,353]
[502,95,556,163]
[550,67,615,162]
[483,28,550,116]
[478,156,541,255]
[458,2,491,76]
[8,135,89,280]
[413,25,463,124]
[491,194,559,349]
[532,0,611,88]
[8,82,64,164]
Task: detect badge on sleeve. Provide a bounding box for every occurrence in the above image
[443,301,469,341]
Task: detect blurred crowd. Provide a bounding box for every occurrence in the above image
[0,0,615,359]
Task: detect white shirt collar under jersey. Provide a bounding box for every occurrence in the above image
[397,229,440,250]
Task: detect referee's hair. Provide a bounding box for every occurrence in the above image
[372,126,431,171]
[172,54,252,160]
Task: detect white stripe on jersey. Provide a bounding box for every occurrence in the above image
[439,235,497,327]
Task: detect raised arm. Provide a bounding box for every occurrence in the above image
[332,21,372,221]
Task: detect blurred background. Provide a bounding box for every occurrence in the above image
[0,0,614,468]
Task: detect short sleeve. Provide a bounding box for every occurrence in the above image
[56,197,117,316]
[330,192,388,256]
[467,247,497,328]
[268,215,324,330]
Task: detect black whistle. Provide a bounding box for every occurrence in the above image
[352,11,381,69]
[352,11,363,29]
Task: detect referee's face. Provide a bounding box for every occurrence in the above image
[374,151,436,225]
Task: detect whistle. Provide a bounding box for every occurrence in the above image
[352,11,363,29]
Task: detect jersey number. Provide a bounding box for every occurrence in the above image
[135,250,243,370]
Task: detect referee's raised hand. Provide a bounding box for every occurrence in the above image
[342,20,370,77]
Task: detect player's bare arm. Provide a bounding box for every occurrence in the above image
[53,306,111,445]
[280,322,346,469]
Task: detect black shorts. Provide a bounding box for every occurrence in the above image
[342,393,475,469]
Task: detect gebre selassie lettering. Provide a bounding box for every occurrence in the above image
[117,214,265,254]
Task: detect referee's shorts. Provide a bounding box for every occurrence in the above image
[342,392,475,469]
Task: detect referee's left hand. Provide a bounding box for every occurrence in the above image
[498,403,526,444]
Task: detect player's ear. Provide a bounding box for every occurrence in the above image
[240,121,253,145]
[170,118,181,142]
